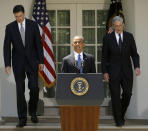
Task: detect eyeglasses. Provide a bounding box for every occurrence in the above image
[73,41,83,44]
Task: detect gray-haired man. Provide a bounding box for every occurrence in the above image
[102,16,140,127]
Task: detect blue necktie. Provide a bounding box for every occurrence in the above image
[78,54,83,73]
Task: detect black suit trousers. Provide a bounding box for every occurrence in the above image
[14,64,39,121]
[109,71,133,124]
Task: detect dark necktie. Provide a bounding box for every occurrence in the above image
[119,34,122,51]
[78,54,83,73]
[20,23,25,46]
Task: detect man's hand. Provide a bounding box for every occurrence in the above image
[108,27,114,34]
[5,66,11,75]
[135,68,141,76]
[38,64,44,71]
[104,73,109,83]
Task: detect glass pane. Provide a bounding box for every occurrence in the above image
[58,46,70,62]
[58,64,62,73]
[57,28,70,44]
[97,46,102,62]
[83,28,95,44]
[83,46,95,58]
[57,10,70,26]
[97,28,106,43]
[103,81,110,98]
[97,63,102,73]
[55,64,57,73]
[48,10,56,26]
[97,10,108,26]
[83,10,95,26]
[53,46,56,61]
[51,28,56,44]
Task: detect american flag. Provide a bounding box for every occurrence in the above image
[32,0,56,87]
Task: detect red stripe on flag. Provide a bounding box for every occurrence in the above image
[43,26,52,42]
[42,40,54,61]
[44,57,56,79]
[40,71,51,84]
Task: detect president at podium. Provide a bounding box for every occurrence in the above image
[62,36,96,73]
[60,35,100,131]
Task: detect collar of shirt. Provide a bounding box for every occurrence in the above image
[18,18,26,32]
[74,51,83,61]
[115,31,123,44]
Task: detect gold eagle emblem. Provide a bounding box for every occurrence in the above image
[70,77,89,96]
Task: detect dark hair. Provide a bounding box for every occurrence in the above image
[13,5,25,14]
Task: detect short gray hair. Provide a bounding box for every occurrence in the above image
[73,35,84,42]
[112,16,123,24]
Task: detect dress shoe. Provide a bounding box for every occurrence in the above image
[116,120,125,127]
[31,115,39,123]
[16,120,26,128]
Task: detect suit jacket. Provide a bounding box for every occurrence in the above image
[101,31,140,80]
[62,52,96,73]
[3,19,44,73]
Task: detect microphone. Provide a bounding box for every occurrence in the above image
[74,60,84,69]
[81,60,84,68]
[74,60,79,70]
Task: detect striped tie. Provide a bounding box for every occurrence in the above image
[20,23,25,46]
[78,54,83,73]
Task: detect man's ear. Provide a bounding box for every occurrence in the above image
[72,43,74,47]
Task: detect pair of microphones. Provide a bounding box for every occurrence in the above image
[74,60,84,70]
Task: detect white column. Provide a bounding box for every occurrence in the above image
[0,0,34,117]
[123,0,148,119]
[0,77,1,120]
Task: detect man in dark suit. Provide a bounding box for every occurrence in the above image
[3,5,44,127]
[102,16,140,127]
[62,36,96,73]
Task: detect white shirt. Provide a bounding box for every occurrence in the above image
[18,19,26,32]
[74,51,83,61]
[115,31,123,45]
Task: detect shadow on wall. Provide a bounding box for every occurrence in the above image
[0,67,17,117]
[126,74,139,119]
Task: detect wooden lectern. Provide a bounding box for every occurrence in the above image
[56,73,104,131]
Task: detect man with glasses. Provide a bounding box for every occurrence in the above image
[62,36,96,73]
[102,16,140,127]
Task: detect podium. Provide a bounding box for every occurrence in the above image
[56,73,104,131]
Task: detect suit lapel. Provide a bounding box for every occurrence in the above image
[14,21,24,47]
[123,31,127,46]
[82,52,88,73]
[112,32,120,48]
[25,19,29,47]
[121,31,127,53]
[70,53,75,65]
[69,53,79,71]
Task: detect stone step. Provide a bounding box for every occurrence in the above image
[1,119,148,131]
[1,125,148,131]
[2,115,113,124]
[2,116,60,123]
[2,118,148,125]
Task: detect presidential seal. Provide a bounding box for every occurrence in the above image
[70,77,89,96]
